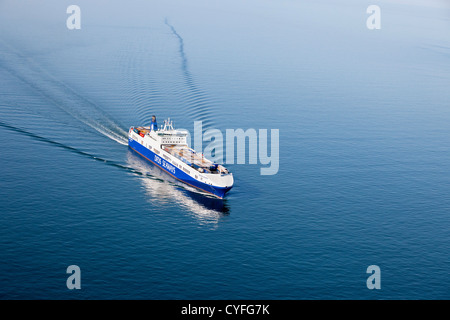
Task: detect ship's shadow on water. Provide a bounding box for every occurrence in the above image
[126,148,230,219]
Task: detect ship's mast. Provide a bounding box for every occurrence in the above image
[162,118,174,131]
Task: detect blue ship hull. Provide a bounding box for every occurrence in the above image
[128,138,231,198]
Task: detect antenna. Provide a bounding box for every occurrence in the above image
[163,118,174,131]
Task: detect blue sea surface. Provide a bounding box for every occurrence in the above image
[0,0,449,299]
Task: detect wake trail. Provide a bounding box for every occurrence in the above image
[0,40,128,145]
[0,120,152,179]
[164,19,218,132]
[165,18,189,76]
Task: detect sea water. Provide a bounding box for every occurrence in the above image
[0,0,449,299]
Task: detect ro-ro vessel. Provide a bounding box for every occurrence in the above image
[128,119,233,198]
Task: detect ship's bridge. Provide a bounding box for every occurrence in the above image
[157,118,188,145]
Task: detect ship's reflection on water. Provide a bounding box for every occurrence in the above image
[126,149,230,226]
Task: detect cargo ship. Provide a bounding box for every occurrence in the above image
[128,119,233,198]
